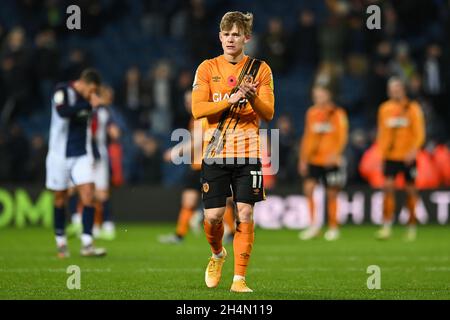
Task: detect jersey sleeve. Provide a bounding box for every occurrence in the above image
[251,62,275,121]
[411,101,425,150]
[54,88,92,118]
[191,60,230,119]
[300,108,314,162]
[376,104,390,158]
[336,108,349,154]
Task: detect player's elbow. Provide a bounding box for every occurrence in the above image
[262,108,274,122]
[191,104,203,120]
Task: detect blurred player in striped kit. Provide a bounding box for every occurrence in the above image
[46,69,107,257]
[66,85,120,241]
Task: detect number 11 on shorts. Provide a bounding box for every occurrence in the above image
[250,171,263,188]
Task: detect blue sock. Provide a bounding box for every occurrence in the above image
[54,206,66,236]
[68,193,78,214]
[102,200,112,222]
[82,206,95,235]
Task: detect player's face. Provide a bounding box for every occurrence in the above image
[388,81,406,100]
[312,87,331,105]
[79,82,99,100]
[219,24,250,57]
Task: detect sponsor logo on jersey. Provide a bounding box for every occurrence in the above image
[386,117,409,128]
[312,122,333,133]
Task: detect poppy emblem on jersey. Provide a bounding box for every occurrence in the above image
[202,182,209,193]
[227,75,237,87]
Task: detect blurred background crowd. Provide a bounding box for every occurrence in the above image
[0,0,449,188]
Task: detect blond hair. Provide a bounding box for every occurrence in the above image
[220,11,254,36]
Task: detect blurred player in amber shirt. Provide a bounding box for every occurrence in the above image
[298,84,348,241]
[159,91,235,244]
[376,77,425,241]
[191,11,274,293]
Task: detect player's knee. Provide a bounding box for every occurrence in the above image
[181,191,198,210]
[327,187,339,199]
[95,190,109,202]
[54,192,66,207]
[80,191,94,206]
[303,180,315,197]
[383,179,395,193]
[405,184,417,196]
[204,208,225,224]
[237,204,253,223]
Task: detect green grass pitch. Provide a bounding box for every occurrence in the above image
[0,224,449,300]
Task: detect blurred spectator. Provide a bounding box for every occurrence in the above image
[346,129,369,185]
[146,60,174,135]
[43,0,65,35]
[117,66,150,129]
[0,131,10,181]
[34,28,59,105]
[7,123,30,182]
[318,13,346,66]
[365,40,392,123]
[259,18,289,74]
[141,0,178,36]
[129,130,162,184]
[78,0,106,37]
[172,70,193,129]
[34,29,59,81]
[275,115,297,184]
[61,48,90,81]
[0,27,35,120]
[339,54,367,114]
[186,0,214,64]
[408,73,446,143]
[389,42,417,83]
[421,43,449,129]
[290,9,319,68]
[28,134,47,183]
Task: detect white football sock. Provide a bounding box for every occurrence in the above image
[81,234,93,247]
[55,235,67,247]
[212,249,224,259]
[233,275,245,282]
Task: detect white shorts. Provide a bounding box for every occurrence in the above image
[46,153,95,191]
[93,158,110,190]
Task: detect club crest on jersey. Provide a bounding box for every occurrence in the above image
[202,182,209,193]
[227,75,237,87]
